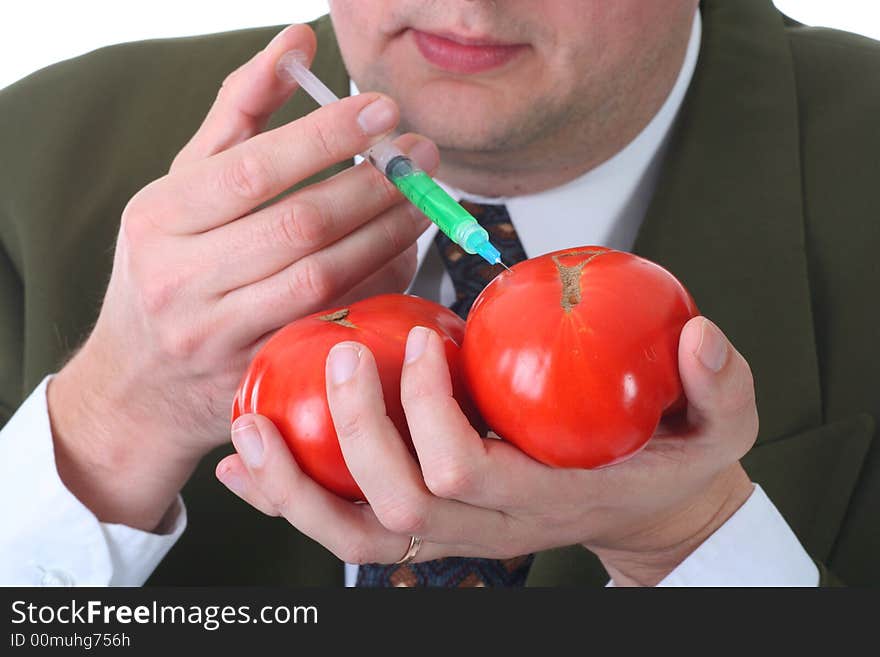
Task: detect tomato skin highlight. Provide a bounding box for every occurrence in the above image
[462,247,699,469]
[232,293,476,502]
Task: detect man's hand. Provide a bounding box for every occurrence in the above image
[47,24,440,532]
[218,316,758,586]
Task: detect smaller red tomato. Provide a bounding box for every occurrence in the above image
[232,294,478,501]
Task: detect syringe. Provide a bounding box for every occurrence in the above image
[277,51,506,267]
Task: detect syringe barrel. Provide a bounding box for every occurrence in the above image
[365,140,406,173]
[390,166,489,253]
[277,51,341,106]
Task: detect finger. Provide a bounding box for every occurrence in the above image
[141,91,400,235]
[334,244,418,305]
[400,327,596,512]
[215,453,278,516]
[326,343,515,550]
[678,317,759,450]
[198,134,437,293]
[229,414,484,564]
[218,190,431,343]
[218,444,479,564]
[400,328,492,500]
[234,244,418,362]
[229,413,409,564]
[172,24,318,168]
[399,326,563,510]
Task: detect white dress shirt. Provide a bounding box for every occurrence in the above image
[0,10,817,587]
[0,377,186,585]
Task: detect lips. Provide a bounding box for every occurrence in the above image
[411,29,527,74]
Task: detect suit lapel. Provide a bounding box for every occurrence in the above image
[633,0,822,441]
[529,0,823,586]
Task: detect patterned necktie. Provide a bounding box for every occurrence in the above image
[357,202,534,587]
[434,201,529,318]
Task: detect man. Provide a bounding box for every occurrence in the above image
[0,0,877,586]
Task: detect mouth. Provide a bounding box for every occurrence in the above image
[409,29,529,75]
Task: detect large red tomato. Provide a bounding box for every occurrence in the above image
[462,246,699,469]
[232,293,476,501]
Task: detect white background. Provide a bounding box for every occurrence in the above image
[0,1,879,91]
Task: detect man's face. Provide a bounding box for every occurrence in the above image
[328,0,698,157]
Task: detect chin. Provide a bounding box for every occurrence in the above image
[399,94,521,153]
[410,123,500,152]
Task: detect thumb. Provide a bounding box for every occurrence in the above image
[677,317,759,439]
[172,23,317,169]
[229,412,305,517]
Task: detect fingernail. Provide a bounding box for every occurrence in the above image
[696,318,729,373]
[217,468,245,495]
[357,97,398,136]
[231,420,264,468]
[269,24,297,47]
[405,327,430,364]
[407,139,440,172]
[328,344,361,384]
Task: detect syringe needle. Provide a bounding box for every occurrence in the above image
[499,261,513,272]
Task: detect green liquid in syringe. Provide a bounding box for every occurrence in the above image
[388,159,480,245]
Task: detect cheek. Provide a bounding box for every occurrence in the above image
[536,0,695,83]
[538,0,694,49]
[328,1,387,75]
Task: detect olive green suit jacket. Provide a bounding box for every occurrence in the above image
[2,0,878,586]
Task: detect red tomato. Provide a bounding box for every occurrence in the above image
[462,246,699,469]
[232,293,476,501]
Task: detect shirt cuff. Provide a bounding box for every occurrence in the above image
[653,483,818,587]
[0,375,186,586]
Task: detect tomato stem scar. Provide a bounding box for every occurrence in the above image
[552,250,608,312]
[319,308,357,328]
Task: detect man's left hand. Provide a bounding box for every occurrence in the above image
[216,315,758,586]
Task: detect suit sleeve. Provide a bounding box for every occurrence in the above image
[0,81,186,587]
[0,238,23,426]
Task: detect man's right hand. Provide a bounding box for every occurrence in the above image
[46,24,439,532]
